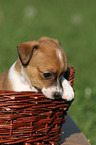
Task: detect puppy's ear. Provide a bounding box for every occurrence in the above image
[64,67,70,80]
[39,36,61,45]
[17,41,39,66]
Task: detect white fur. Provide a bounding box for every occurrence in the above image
[62,78,74,101]
[8,62,37,92]
[58,50,63,62]
[42,85,62,100]
[42,78,74,101]
[56,49,64,68]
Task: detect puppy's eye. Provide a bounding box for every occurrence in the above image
[43,73,52,79]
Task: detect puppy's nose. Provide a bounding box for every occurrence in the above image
[53,92,62,100]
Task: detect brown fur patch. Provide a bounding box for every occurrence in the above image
[22,38,67,89]
[0,70,12,90]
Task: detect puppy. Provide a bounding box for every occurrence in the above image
[0,37,74,101]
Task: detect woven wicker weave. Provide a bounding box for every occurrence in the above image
[0,66,75,145]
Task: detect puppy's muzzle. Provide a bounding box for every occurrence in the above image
[53,92,62,100]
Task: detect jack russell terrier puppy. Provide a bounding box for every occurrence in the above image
[0,37,74,101]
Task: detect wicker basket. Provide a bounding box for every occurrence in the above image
[0,66,75,145]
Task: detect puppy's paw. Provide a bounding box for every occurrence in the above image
[62,79,74,101]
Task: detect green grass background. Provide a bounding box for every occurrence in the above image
[0,0,96,144]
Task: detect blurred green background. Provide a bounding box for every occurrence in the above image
[0,0,96,144]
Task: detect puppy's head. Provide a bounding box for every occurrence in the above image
[17,37,67,99]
